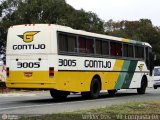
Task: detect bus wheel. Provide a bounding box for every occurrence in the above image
[154,86,157,89]
[108,90,117,96]
[50,89,70,100]
[137,77,147,94]
[81,77,101,99]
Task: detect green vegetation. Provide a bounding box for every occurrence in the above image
[1,0,160,64]
[104,19,160,65]
[19,101,160,120]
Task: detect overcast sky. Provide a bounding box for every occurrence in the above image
[66,0,160,26]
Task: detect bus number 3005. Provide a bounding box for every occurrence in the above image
[59,59,76,67]
[17,62,40,68]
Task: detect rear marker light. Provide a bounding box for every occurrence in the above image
[49,67,54,78]
[6,67,9,77]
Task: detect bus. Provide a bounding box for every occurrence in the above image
[6,24,155,99]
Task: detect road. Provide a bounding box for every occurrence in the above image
[0,88,160,115]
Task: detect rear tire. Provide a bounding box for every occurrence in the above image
[50,89,70,100]
[137,77,147,94]
[81,77,101,99]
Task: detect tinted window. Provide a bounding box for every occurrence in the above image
[102,41,109,55]
[123,44,128,57]
[123,44,134,58]
[135,46,144,59]
[110,42,122,57]
[58,33,77,53]
[59,34,67,52]
[79,36,94,54]
[128,45,134,57]
[96,39,109,55]
[79,37,87,53]
[95,40,102,54]
[86,38,94,54]
[68,35,77,52]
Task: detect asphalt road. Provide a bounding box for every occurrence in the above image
[0,88,160,115]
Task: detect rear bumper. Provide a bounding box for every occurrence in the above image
[6,71,56,89]
[6,81,56,89]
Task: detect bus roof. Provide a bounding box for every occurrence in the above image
[10,24,152,48]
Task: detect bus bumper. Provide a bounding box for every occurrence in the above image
[6,81,56,89]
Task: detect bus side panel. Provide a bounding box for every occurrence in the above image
[52,60,124,92]
[101,60,124,90]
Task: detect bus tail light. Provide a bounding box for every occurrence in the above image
[49,67,54,78]
[6,67,9,77]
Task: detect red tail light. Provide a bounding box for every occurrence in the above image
[6,67,9,77]
[49,67,54,78]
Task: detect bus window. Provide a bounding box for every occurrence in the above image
[79,37,87,53]
[58,33,77,53]
[135,46,138,58]
[135,46,144,59]
[95,39,102,55]
[86,38,94,54]
[102,40,109,55]
[68,35,77,53]
[110,42,122,57]
[110,42,116,56]
[123,44,134,58]
[128,44,134,57]
[79,37,94,54]
[59,33,67,52]
[95,39,109,56]
[123,44,128,57]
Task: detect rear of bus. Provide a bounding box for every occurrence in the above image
[6,24,57,89]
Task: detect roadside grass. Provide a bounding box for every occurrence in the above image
[19,101,160,120]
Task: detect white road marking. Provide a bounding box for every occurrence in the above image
[0,104,54,111]
[0,93,36,97]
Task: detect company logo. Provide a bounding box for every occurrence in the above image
[138,64,144,71]
[18,31,40,43]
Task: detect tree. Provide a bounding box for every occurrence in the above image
[104,19,160,65]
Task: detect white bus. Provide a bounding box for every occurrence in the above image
[6,24,154,99]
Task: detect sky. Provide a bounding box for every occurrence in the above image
[66,0,160,26]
